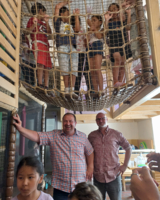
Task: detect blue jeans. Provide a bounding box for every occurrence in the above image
[94,176,122,200]
[53,188,70,200]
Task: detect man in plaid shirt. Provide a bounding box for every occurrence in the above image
[13,113,94,200]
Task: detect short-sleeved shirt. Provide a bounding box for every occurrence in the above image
[88,126,130,183]
[27,17,48,44]
[54,18,76,48]
[38,129,93,193]
[11,191,53,200]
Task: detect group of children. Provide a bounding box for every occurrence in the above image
[23,0,144,96]
[12,156,102,200]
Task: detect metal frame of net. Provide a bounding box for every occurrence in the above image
[20,0,157,111]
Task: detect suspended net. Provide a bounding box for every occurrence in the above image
[20,0,157,111]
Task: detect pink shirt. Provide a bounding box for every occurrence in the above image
[88,126,130,183]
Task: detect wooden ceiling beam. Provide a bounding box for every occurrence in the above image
[152,94,160,99]
[119,115,150,119]
[113,85,160,119]
[141,100,160,106]
[133,106,160,111]
[127,111,158,115]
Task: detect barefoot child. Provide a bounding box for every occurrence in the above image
[11,156,53,200]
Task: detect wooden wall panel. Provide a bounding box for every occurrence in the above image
[0,0,21,110]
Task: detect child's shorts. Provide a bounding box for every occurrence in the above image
[109,44,132,63]
[32,43,52,69]
[58,45,78,76]
[88,41,103,58]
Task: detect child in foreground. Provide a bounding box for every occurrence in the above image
[11,156,53,200]
[69,182,102,200]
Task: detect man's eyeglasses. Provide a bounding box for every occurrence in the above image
[96,117,106,121]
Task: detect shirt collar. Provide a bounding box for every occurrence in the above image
[60,129,79,136]
[98,125,109,134]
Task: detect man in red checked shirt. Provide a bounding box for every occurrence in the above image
[13,113,93,200]
[88,112,131,200]
[26,3,52,89]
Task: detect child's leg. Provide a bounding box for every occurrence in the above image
[119,56,125,83]
[63,75,70,88]
[70,75,76,88]
[71,47,78,91]
[58,46,70,90]
[94,54,103,91]
[112,52,122,84]
[74,53,84,93]
[44,68,49,87]
[37,63,44,85]
[89,57,98,91]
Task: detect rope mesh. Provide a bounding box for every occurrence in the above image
[20,0,156,111]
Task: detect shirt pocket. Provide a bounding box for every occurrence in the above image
[72,143,84,155]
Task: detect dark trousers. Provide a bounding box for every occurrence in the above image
[94,176,122,200]
[75,53,92,93]
[53,188,70,200]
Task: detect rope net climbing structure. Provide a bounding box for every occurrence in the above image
[20,0,157,111]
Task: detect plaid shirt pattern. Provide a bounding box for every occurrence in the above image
[88,126,130,183]
[38,129,93,193]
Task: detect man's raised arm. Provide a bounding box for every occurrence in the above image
[13,114,40,143]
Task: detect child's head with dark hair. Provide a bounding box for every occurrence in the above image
[108,3,120,11]
[70,16,81,28]
[69,182,102,200]
[108,3,120,20]
[16,157,44,196]
[59,6,69,23]
[16,156,44,177]
[92,15,103,23]
[91,15,103,29]
[31,3,46,15]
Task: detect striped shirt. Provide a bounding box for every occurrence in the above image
[38,129,93,193]
[88,126,130,183]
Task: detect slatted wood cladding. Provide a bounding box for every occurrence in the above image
[0,0,21,110]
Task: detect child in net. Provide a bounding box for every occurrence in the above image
[70,15,91,94]
[20,34,35,86]
[54,1,80,97]
[105,3,132,87]
[69,182,102,200]
[26,3,52,89]
[11,156,53,200]
[87,15,104,93]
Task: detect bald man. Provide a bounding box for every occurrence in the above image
[88,112,131,200]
